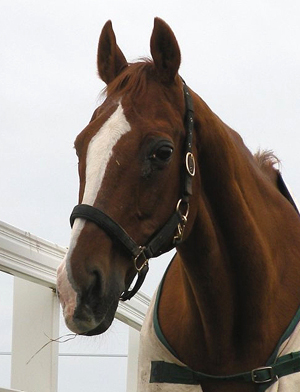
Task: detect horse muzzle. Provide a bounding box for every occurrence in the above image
[60,289,119,335]
[57,256,121,335]
[71,298,118,336]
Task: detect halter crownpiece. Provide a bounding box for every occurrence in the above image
[69,79,195,301]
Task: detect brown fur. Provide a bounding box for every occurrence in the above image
[105,60,155,98]
[59,18,300,392]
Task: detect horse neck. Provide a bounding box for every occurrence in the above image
[159,96,300,378]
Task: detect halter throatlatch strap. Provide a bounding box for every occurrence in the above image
[69,79,195,301]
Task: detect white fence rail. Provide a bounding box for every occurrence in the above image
[0,221,150,392]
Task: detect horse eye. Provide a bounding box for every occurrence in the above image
[152,145,174,162]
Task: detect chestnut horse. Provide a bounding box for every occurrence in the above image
[57,18,300,392]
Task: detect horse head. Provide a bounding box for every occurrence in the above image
[57,18,198,336]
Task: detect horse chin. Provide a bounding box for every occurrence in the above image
[81,318,113,336]
[84,301,117,336]
[66,294,119,336]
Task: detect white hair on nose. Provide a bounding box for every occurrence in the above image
[57,103,131,327]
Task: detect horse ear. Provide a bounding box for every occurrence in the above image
[150,18,181,84]
[97,20,128,85]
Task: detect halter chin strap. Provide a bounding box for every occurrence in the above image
[69,79,195,301]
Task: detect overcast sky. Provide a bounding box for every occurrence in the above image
[1,1,300,391]
[1,0,300,248]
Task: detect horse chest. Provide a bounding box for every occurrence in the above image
[138,286,300,392]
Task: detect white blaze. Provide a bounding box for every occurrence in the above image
[57,103,131,328]
[83,103,131,205]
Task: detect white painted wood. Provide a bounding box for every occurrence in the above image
[0,388,24,391]
[10,277,60,392]
[117,292,150,331]
[0,220,150,392]
[0,221,64,288]
[126,327,140,392]
[0,220,150,330]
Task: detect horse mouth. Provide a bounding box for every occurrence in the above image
[65,297,118,336]
[81,320,112,336]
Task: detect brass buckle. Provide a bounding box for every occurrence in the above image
[133,246,149,272]
[186,152,196,176]
[251,366,278,384]
[173,199,189,244]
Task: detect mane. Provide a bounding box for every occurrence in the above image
[253,149,292,203]
[254,149,280,172]
[105,58,155,98]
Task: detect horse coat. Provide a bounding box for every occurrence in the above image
[56,18,300,391]
[138,274,300,392]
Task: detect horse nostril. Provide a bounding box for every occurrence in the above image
[87,269,103,300]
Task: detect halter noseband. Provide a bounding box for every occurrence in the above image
[69,80,195,301]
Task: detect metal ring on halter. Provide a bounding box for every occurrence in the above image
[186,152,196,176]
[133,246,149,273]
[176,199,190,220]
[173,199,190,244]
[69,80,195,301]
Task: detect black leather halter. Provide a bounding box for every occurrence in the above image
[70,80,195,301]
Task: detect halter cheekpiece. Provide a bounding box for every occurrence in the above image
[69,79,195,301]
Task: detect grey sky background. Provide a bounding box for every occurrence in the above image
[1,1,300,391]
[1,1,300,248]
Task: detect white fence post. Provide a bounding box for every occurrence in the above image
[0,220,150,392]
[126,327,140,392]
[10,277,60,392]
